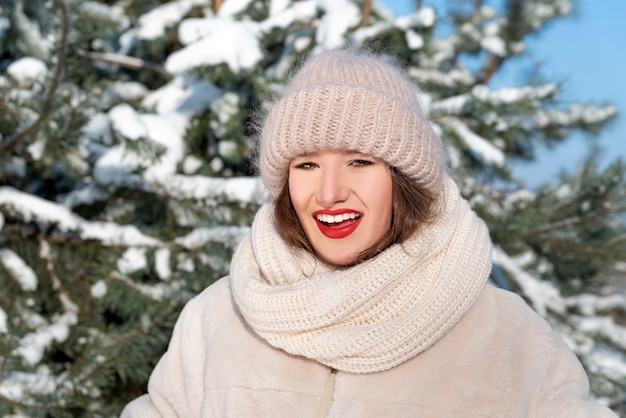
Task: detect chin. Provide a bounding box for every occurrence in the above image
[320,252,359,268]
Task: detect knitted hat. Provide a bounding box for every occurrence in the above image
[259,50,446,198]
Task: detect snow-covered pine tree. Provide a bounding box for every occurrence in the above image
[0,0,624,415]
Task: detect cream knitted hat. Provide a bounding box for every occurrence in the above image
[259,49,446,197]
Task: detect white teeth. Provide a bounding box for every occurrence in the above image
[316,213,360,224]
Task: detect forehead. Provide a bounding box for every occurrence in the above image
[293,149,377,159]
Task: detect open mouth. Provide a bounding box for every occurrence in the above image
[313,211,362,239]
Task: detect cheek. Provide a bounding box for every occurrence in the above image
[382,190,394,229]
[372,176,393,231]
[288,177,308,219]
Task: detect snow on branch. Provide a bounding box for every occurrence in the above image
[0,248,38,291]
[492,247,565,317]
[261,1,317,33]
[10,241,80,366]
[394,6,436,29]
[314,0,362,52]
[471,84,557,105]
[432,94,472,115]
[527,1,573,31]
[561,277,626,357]
[175,225,250,249]
[444,117,505,167]
[534,104,618,128]
[136,0,208,41]
[159,175,266,204]
[0,187,161,247]
[408,67,475,89]
[166,17,263,74]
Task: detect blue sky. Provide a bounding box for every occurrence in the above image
[381,0,626,188]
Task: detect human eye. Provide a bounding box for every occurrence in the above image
[349,159,376,168]
[292,160,318,170]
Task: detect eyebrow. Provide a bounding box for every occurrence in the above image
[295,152,317,157]
[295,150,364,157]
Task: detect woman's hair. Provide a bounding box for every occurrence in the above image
[273,166,438,267]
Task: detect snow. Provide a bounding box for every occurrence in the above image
[502,189,536,211]
[218,0,254,16]
[481,21,506,56]
[13,245,79,366]
[432,94,471,115]
[262,0,317,31]
[395,6,436,29]
[155,247,172,280]
[472,84,558,105]
[0,248,38,291]
[574,315,626,349]
[0,307,7,333]
[481,36,506,56]
[445,118,506,167]
[0,368,58,401]
[586,346,626,384]
[6,57,48,86]
[106,81,148,102]
[211,92,240,138]
[137,0,208,40]
[79,1,130,31]
[142,74,221,115]
[161,175,265,203]
[314,0,361,51]
[109,104,149,141]
[91,280,107,298]
[0,187,162,246]
[405,30,425,50]
[409,66,475,88]
[81,112,113,145]
[175,225,250,249]
[117,247,148,274]
[166,17,263,74]
[351,21,393,47]
[16,313,76,366]
[492,247,565,317]
[533,104,618,129]
[98,107,189,185]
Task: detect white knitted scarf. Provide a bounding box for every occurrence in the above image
[230,177,492,373]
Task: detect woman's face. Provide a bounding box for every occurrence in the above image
[288,150,393,266]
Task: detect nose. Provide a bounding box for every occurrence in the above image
[316,165,349,206]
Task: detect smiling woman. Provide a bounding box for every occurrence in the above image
[287,151,393,265]
[121,50,618,417]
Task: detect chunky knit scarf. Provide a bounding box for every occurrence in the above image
[230,177,492,373]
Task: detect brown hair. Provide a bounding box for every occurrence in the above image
[273,166,438,268]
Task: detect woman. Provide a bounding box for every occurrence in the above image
[122,50,617,417]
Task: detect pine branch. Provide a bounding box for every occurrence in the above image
[3,220,89,246]
[213,0,224,13]
[0,331,13,384]
[361,0,372,27]
[39,237,75,315]
[0,397,70,413]
[83,51,170,78]
[548,239,616,258]
[0,0,69,154]
[476,0,523,84]
[527,195,626,238]
[473,0,482,17]
[602,233,626,249]
[118,316,166,344]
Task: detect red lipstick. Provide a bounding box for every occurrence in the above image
[312,209,362,239]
